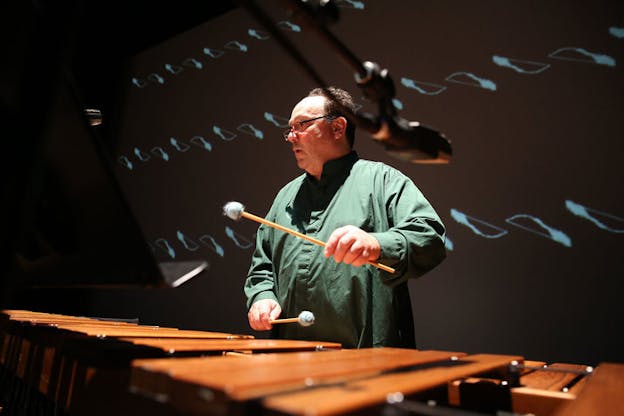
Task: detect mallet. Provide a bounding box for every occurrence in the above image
[270,310,315,327]
[223,201,395,274]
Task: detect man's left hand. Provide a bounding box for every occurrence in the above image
[324,225,381,267]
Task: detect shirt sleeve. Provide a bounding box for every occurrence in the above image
[244,216,279,310]
[368,168,446,286]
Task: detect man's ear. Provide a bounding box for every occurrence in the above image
[332,116,347,139]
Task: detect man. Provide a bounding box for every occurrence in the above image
[244,87,446,348]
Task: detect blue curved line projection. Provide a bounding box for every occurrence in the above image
[444,235,454,251]
[203,48,225,58]
[154,238,176,259]
[336,0,365,9]
[400,77,447,95]
[505,214,572,247]
[177,230,200,251]
[225,226,254,249]
[445,72,497,91]
[170,137,191,152]
[450,208,508,238]
[548,47,616,67]
[224,41,248,52]
[189,136,212,151]
[277,21,302,32]
[213,126,237,141]
[392,98,403,110]
[609,26,624,39]
[264,112,289,128]
[491,55,550,74]
[565,200,624,233]
[182,58,203,69]
[248,28,270,40]
[131,77,148,88]
[151,146,170,161]
[146,73,165,85]
[237,123,264,139]
[133,147,150,162]
[118,156,133,170]
[199,234,225,257]
[164,63,183,75]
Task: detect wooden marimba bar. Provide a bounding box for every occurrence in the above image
[0,310,339,415]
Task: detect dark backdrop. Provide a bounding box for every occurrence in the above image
[4,0,623,366]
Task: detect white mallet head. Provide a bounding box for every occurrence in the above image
[298,310,315,327]
[223,201,245,221]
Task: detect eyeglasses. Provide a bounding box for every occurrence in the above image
[283,114,335,140]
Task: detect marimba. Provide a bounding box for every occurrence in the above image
[1,310,622,415]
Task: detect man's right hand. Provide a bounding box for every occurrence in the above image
[247,299,282,331]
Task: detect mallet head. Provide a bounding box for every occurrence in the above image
[223,201,245,221]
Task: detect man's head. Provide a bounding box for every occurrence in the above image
[285,87,356,179]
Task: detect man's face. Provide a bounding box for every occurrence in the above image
[287,96,336,179]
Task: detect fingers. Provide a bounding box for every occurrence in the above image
[325,226,380,267]
[248,299,281,331]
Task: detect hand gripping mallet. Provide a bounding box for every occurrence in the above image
[269,310,315,327]
[223,201,395,274]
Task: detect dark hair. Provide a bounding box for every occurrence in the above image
[307,86,356,147]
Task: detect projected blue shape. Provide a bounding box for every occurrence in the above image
[190,136,212,151]
[131,77,148,88]
[155,238,176,259]
[133,147,150,162]
[147,73,165,85]
[336,0,365,9]
[492,55,550,74]
[548,47,616,67]
[277,21,302,32]
[213,126,237,141]
[170,137,191,152]
[609,26,624,39]
[505,214,572,247]
[151,147,170,161]
[225,226,254,249]
[237,123,264,139]
[264,112,289,128]
[182,58,203,69]
[224,41,248,52]
[400,77,447,95]
[118,156,133,170]
[177,230,200,251]
[565,200,624,233]
[444,236,454,251]
[248,28,270,40]
[445,72,497,91]
[199,234,225,257]
[165,63,183,74]
[392,98,403,110]
[203,48,225,58]
[450,208,508,238]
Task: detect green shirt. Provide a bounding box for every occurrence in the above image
[244,152,446,348]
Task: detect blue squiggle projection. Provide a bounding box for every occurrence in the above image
[133,147,151,162]
[155,238,176,259]
[224,41,248,53]
[277,21,302,32]
[177,230,200,251]
[131,78,148,88]
[182,58,203,69]
[213,125,237,141]
[237,123,264,139]
[446,72,497,91]
[565,200,624,233]
[164,63,183,75]
[203,48,225,59]
[505,214,572,247]
[392,98,403,110]
[146,73,165,85]
[336,0,365,9]
[199,234,225,257]
[548,47,616,67]
[151,147,170,161]
[248,28,270,40]
[444,235,454,251]
[400,77,447,95]
[492,55,550,74]
[610,26,624,39]
[225,226,254,249]
[170,137,191,152]
[189,136,212,151]
[264,112,289,128]
[450,208,508,238]
[118,156,133,170]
